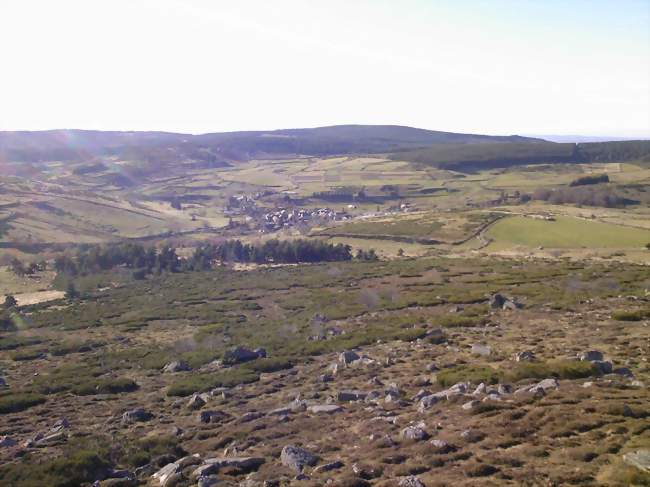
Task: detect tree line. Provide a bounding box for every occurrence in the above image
[529,186,626,208]
[42,239,370,278]
[186,239,355,270]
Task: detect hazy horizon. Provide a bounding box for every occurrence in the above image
[1,0,648,137]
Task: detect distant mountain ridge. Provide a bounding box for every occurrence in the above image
[0,125,544,163]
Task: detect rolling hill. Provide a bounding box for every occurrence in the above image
[390,140,650,172]
[0,125,543,164]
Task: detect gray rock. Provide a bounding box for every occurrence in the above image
[364,390,383,403]
[0,436,17,448]
[318,374,334,383]
[472,383,486,395]
[483,393,501,402]
[425,363,439,372]
[336,390,367,402]
[0,377,6,387]
[497,384,512,395]
[152,455,201,486]
[401,425,430,441]
[313,460,344,473]
[489,293,506,309]
[537,378,560,391]
[192,457,264,478]
[122,408,152,424]
[199,410,228,424]
[223,346,264,364]
[471,344,491,356]
[579,350,604,362]
[593,360,613,374]
[197,476,220,487]
[614,367,634,377]
[290,399,307,412]
[162,360,191,373]
[623,449,650,473]
[267,407,292,416]
[503,299,522,310]
[418,393,443,412]
[460,429,486,443]
[398,476,426,487]
[430,439,454,453]
[280,445,319,472]
[462,400,481,411]
[187,393,207,410]
[412,389,430,401]
[35,431,67,447]
[339,350,360,366]
[308,404,343,414]
[516,378,559,396]
[238,411,265,423]
[513,350,535,362]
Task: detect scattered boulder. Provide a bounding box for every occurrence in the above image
[471,344,491,356]
[430,439,455,454]
[579,350,604,362]
[497,384,512,395]
[152,455,201,487]
[592,360,613,374]
[308,404,343,414]
[489,293,506,309]
[489,293,521,310]
[162,360,191,373]
[187,393,207,410]
[337,390,368,402]
[223,346,265,364]
[462,400,481,411]
[502,299,522,310]
[339,350,360,366]
[199,410,228,424]
[313,460,344,473]
[614,367,634,377]
[623,449,650,473]
[472,383,486,395]
[192,457,264,478]
[267,407,292,416]
[425,363,439,372]
[401,424,430,441]
[197,476,219,487]
[513,350,535,362]
[0,436,17,448]
[515,378,559,396]
[460,429,486,443]
[280,445,319,473]
[412,389,431,401]
[122,408,153,424]
[418,384,468,411]
[238,411,265,423]
[398,476,426,487]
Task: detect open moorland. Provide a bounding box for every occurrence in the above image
[0,126,649,486]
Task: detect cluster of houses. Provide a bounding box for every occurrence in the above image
[262,207,347,232]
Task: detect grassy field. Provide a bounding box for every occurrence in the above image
[485,215,650,249]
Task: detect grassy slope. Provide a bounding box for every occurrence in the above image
[486,215,650,248]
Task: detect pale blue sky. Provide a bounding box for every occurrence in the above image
[1,0,648,136]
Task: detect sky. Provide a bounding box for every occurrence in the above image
[1,0,649,136]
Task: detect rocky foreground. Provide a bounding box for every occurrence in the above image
[1,317,649,486]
